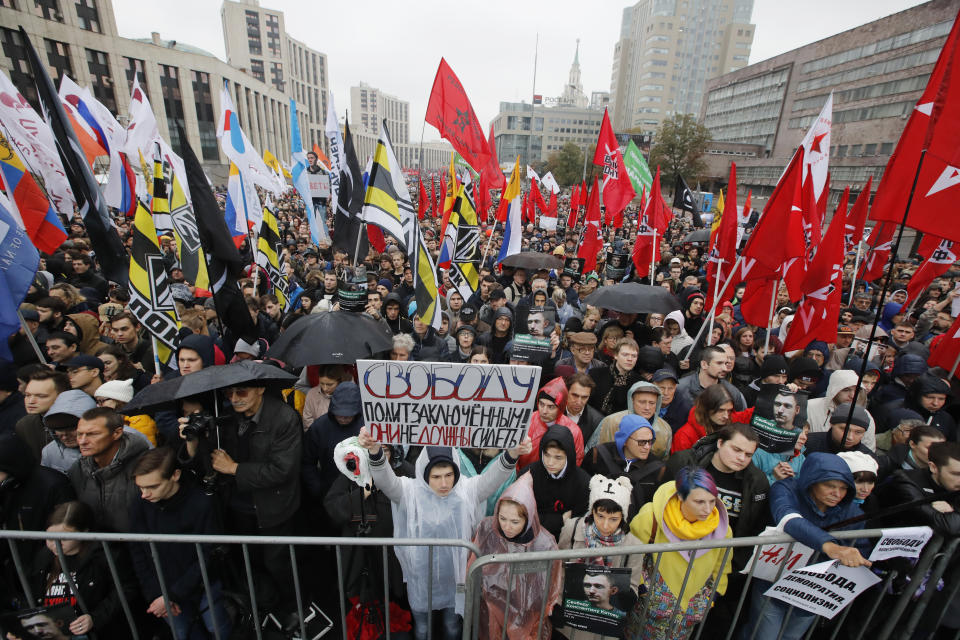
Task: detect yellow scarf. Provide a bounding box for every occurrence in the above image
[662,495,720,540]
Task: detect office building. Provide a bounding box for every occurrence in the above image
[700,0,958,208]
[350,82,410,144]
[609,0,755,133]
[490,101,604,168]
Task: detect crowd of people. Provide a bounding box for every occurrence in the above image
[2,179,960,640]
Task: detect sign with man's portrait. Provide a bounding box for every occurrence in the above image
[751,384,808,453]
[561,563,633,637]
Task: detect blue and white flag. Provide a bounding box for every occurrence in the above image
[290,98,330,245]
[497,160,523,263]
[0,190,39,361]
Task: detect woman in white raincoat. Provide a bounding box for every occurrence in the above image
[358,427,532,640]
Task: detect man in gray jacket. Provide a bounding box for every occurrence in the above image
[68,407,150,531]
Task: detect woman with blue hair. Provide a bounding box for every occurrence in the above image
[625,466,731,639]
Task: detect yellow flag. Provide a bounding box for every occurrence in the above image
[263,149,291,179]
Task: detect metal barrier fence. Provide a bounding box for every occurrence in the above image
[0,528,957,640]
[462,528,960,640]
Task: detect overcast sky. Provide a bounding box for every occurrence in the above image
[113,0,927,142]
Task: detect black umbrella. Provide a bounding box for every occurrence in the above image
[583,282,681,314]
[120,361,297,415]
[265,310,394,367]
[683,229,711,244]
[500,252,564,271]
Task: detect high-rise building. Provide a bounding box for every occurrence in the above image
[609,0,755,133]
[221,0,328,153]
[490,101,603,168]
[699,0,957,209]
[350,82,410,143]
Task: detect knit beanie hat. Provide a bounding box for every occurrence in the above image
[838,451,878,476]
[588,474,633,517]
[95,379,135,404]
[422,447,460,486]
[829,402,870,429]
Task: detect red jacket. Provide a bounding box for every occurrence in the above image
[671,406,754,454]
[516,377,585,470]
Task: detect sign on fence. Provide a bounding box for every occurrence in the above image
[561,563,633,637]
[741,527,815,582]
[765,560,881,619]
[357,360,541,448]
[868,526,933,562]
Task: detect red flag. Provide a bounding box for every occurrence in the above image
[425,58,491,172]
[578,176,603,272]
[817,171,831,221]
[495,183,510,223]
[567,185,579,228]
[438,177,447,221]
[530,178,548,215]
[368,224,386,253]
[782,194,847,351]
[740,278,779,328]
[632,167,672,278]
[860,222,896,282]
[593,108,636,216]
[844,176,872,254]
[417,176,428,220]
[484,124,505,190]
[706,164,739,309]
[548,190,558,217]
[743,189,752,222]
[905,238,957,308]
[928,313,960,376]
[801,173,822,259]
[742,148,807,299]
[870,14,960,241]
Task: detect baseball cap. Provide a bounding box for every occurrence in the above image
[652,368,678,383]
[459,306,477,323]
[64,355,105,372]
[837,325,854,335]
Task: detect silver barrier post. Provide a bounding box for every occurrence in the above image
[640,551,665,623]
[848,569,898,640]
[901,536,960,638]
[427,544,433,640]
[691,545,732,640]
[500,563,516,640]
[241,543,264,640]
[535,559,555,640]
[723,540,763,640]
[194,542,222,640]
[52,540,92,619]
[335,544,348,640]
[875,534,944,640]
[382,545,391,640]
[929,549,960,634]
[147,540,179,637]
[288,544,307,640]
[667,550,697,638]
[7,539,33,605]
[745,541,798,640]
[101,541,140,640]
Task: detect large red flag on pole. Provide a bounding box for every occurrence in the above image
[593,108,635,217]
[844,176,872,254]
[578,177,603,272]
[869,14,960,240]
[904,238,957,308]
[928,313,960,378]
[425,58,491,172]
[859,222,896,282]
[782,192,848,351]
[417,176,428,220]
[484,124,505,190]
[632,167,671,279]
[706,163,739,309]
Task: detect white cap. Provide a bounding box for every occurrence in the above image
[94,379,135,404]
[838,451,878,476]
[588,474,633,517]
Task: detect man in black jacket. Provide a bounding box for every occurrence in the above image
[178,380,302,628]
[302,382,364,502]
[877,440,960,536]
[130,447,231,640]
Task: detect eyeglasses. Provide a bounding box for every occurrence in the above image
[630,437,654,448]
[95,398,113,406]
[223,387,255,398]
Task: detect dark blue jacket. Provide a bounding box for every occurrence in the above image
[770,452,867,553]
[302,383,364,499]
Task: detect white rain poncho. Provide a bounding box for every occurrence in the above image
[368,446,516,613]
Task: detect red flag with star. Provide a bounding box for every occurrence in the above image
[592,108,636,217]
[632,167,671,278]
[578,177,603,272]
[425,58,491,172]
[870,13,960,241]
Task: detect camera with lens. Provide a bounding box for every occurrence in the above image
[182,411,218,442]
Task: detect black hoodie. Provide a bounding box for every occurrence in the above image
[522,425,590,539]
[383,292,413,335]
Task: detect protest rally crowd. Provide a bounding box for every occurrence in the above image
[3,22,960,640]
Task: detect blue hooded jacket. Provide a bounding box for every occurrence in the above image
[769,452,866,553]
[878,301,903,332]
[613,414,656,462]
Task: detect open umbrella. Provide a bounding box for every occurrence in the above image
[500,252,564,272]
[120,361,297,415]
[265,310,394,367]
[583,282,681,314]
[683,229,711,244]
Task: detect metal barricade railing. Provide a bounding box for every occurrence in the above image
[0,529,479,640]
[461,528,957,640]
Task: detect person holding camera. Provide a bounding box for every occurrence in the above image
[177,377,302,630]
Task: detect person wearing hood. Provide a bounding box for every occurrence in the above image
[522,425,591,539]
[584,415,666,518]
[410,310,450,362]
[468,474,563,640]
[41,389,97,474]
[739,452,870,640]
[516,377,584,470]
[665,310,694,364]
[878,300,904,332]
[805,403,878,459]
[589,381,673,460]
[556,475,645,640]
[869,351,927,410]
[68,407,151,532]
[151,333,220,444]
[589,337,644,416]
[357,426,532,640]
[303,382,364,501]
[806,369,878,451]
[444,324,477,363]
[382,292,413,335]
[436,310,457,353]
[876,373,956,440]
[627,466,732,639]
[681,291,706,341]
[477,306,514,364]
[16,369,70,463]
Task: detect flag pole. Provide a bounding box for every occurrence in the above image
[687,254,744,351]
[17,309,47,365]
[708,258,722,343]
[650,228,657,286]
[481,220,499,269]
[764,278,781,354]
[840,149,927,449]
[151,336,162,377]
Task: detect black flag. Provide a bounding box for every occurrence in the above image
[19,27,129,284]
[673,174,704,228]
[332,121,368,263]
[180,128,258,345]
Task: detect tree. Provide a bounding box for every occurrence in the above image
[543,142,599,187]
[648,113,711,189]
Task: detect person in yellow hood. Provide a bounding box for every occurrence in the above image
[626,467,731,639]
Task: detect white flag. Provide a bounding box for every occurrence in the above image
[325,93,345,205]
[541,171,560,194]
[217,83,280,195]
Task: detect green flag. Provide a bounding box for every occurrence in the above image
[623,140,653,194]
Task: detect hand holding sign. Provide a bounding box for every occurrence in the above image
[822,542,871,568]
[509,436,534,460]
[358,426,381,455]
